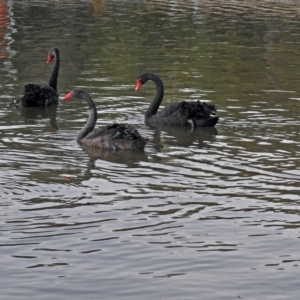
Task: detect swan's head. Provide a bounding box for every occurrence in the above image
[47,51,54,64]
[61,88,88,101]
[135,73,158,91]
[135,73,149,91]
[135,78,143,91]
[47,47,59,64]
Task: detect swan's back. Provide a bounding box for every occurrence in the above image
[82,123,147,150]
[148,100,219,127]
[20,84,58,107]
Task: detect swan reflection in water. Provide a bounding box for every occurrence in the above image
[61,147,149,185]
[79,126,217,183]
[150,124,218,150]
[82,144,149,166]
[19,104,59,131]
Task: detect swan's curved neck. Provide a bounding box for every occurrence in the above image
[49,50,60,91]
[77,92,98,142]
[145,74,164,119]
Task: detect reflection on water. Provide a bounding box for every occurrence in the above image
[0,1,300,300]
[82,145,149,166]
[151,125,218,148]
[19,104,59,131]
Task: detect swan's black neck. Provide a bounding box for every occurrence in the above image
[48,48,60,92]
[72,89,98,142]
[145,73,164,119]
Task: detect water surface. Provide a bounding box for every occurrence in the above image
[0,1,300,299]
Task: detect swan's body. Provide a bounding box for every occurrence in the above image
[135,73,219,127]
[62,88,147,150]
[10,48,60,107]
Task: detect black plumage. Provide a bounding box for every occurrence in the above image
[62,88,147,150]
[135,72,219,127]
[10,48,60,107]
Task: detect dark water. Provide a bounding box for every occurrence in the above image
[0,0,300,299]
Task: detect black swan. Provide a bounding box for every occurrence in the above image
[135,72,219,127]
[62,88,148,150]
[10,47,60,107]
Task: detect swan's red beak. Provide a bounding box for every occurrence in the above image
[47,52,53,64]
[135,79,142,91]
[62,91,73,101]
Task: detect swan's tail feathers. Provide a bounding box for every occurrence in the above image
[20,84,42,107]
[132,137,148,150]
[180,101,217,119]
[88,124,148,150]
[122,125,148,150]
[188,101,219,127]
[195,101,217,117]
[206,116,219,127]
[193,116,219,127]
[24,83,41,95]
[201,101,217,115]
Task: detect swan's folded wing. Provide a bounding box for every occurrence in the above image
[87,124,143,141]
[155,100,218,127]
[18,84,58,107]
[38,85,59,106]
[84,124,147,150]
